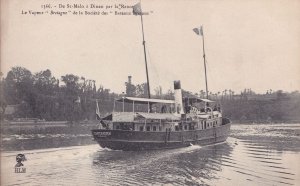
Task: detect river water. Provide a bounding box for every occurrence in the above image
[1,123,300,186]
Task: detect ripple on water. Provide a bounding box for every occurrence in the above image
[1,124,300,186]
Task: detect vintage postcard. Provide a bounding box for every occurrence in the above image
[1,0,300,185]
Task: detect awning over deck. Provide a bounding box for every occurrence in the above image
[116,97,175,104]
[184,97,215,103]
[102,114,112,121]
[136,113,180,120]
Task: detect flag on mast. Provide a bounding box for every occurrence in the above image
[133,2,142,15]
[96,100,101,120]
[193,26,203,36]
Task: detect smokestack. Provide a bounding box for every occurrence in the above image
[174,80,184,114]
[128,76,132,84]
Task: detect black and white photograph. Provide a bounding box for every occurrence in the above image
[1,0,300,185]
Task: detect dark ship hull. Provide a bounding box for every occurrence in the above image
[92,118,231,151]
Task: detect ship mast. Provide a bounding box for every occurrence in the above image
[133,2,152,111]
[201,27,209,99]
[193,26,208,99]
[140,12,151,100]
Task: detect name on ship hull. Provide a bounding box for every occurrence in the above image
[94,131,111,137]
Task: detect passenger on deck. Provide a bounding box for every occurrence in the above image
[161,105,167,113]
[185,105,191,113]
[206,103,210,112]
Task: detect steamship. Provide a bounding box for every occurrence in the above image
[91,81,231,151]
[91,3,231,150]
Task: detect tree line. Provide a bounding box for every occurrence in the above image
[0,67,174,122]
[0,67,118,121]
[1,66,299,123]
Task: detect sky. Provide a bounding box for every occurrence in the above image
[1,0,300,94]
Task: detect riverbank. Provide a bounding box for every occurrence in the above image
[1,121,99,135]
[1,121,99,151]
[231,120,300,124]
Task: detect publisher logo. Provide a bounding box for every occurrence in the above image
[15,154,26,173]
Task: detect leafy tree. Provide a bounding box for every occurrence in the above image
[0,78,7,120]
[125,81,136,97]
[4,67,33,104]
[61,74,80,96]
[154,86,162,98]
[33,69,57,95]
[136,83,148,97]
[4,67,36,117]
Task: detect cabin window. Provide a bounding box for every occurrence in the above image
[184,125,188,130]
[146,126,151,131]
[139,126,144,131]
[116,125,120,130]
[153,126,157,131]
[159,126,162,131]
[175,126,179,131]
